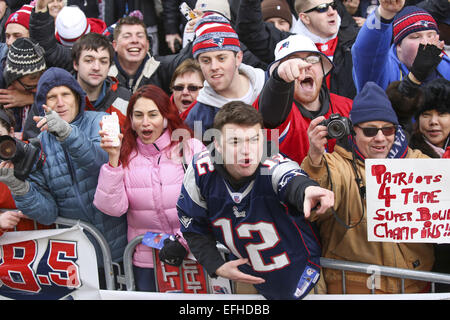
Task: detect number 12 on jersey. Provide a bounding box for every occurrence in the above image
[213,218,290,272]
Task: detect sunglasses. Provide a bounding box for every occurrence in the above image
[300,55,321,64]
[17,78,38,92]
[172,85,203,92]
[355,125,397,137]
[304,1,337,13]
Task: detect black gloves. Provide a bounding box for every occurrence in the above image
[158,236,187,267]
[398,74,421,98]
[409,43,442,82]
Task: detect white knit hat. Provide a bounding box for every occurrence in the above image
[195,0,231,21]
[271,34,334,76]
[55,6,90,47]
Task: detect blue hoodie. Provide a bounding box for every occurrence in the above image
[13,67,128,264]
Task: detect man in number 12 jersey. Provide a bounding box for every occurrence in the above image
[177,101,334,299]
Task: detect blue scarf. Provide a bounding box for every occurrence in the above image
[349,125,409,161]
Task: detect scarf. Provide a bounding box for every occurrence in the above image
[425,135,450,158]
[349,125,409,161]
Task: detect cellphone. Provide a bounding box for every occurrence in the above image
[102,112,120,147]
[179,2,197,21]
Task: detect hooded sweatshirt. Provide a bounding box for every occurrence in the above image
[184,63,266,141]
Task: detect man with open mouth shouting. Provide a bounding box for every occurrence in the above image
[255,34,353,166]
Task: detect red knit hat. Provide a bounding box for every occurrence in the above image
[192,15,240,59]
[393,6,439,45]
[4,4,34,31]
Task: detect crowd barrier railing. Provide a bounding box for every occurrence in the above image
[5,215,450,296]
[123,234,144,291]
[54,217,117,291]
[123,236,450,295]
[122,235,233,293]
[318,257,450,294]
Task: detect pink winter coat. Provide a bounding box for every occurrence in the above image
[93,130,206,268]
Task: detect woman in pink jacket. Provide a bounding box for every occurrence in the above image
[94,84,206,291]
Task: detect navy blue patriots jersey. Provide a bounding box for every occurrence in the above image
[177,150,322,299]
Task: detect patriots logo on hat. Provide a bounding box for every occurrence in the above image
[10,13,18,22]
[279,41,289,52]
[410,20,430,28]
[205,37,224,47]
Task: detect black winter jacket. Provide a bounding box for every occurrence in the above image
[109,43,193,94]
[29,10,73,71]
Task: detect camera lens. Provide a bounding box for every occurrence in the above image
[327,120,346,139]
[0,136,17,160]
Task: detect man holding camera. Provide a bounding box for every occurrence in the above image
[255,34,353,165]
[302,81,434,294]
[0,67,127,282]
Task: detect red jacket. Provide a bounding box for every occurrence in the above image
[0,181,53,235]
[255,93,353,165]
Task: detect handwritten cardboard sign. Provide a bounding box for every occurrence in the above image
[365,159,450,243]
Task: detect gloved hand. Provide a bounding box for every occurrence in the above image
[398,74,421,98]
[409,43,442,82]
[45,109,72,141]
[158,236,187,267]
[0,163,30,195]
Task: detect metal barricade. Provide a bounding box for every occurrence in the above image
[122,234,450,295]
[123,235,144,291]
[53,217,117,290]
[123,235,232,293]
[318,257,450,294]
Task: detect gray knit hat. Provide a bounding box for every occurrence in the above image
[3,38,46,87]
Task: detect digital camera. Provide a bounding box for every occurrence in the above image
[0,136,41,180]
[319,113,352,140]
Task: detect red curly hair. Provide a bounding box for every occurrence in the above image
[120,85,193,167]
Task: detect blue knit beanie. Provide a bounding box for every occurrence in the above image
[393,6,438,45]
[350,82,399,126]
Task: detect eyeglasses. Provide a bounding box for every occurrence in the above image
[355,125,397,137]
[304,1,337,13]
[17,78,38,92]
[299,55,321,64]
[171,85,203,92]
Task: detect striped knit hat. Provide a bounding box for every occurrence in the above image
[192,15,241,59]
[3,38,46,87]
[393,6,439,45]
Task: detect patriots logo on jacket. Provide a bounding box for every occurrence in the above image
[205,37,224,47]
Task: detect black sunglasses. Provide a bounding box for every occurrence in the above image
[355,125,397,137]
[304,1,337,13]
[17,78,38,92]
[172,85,203,92]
